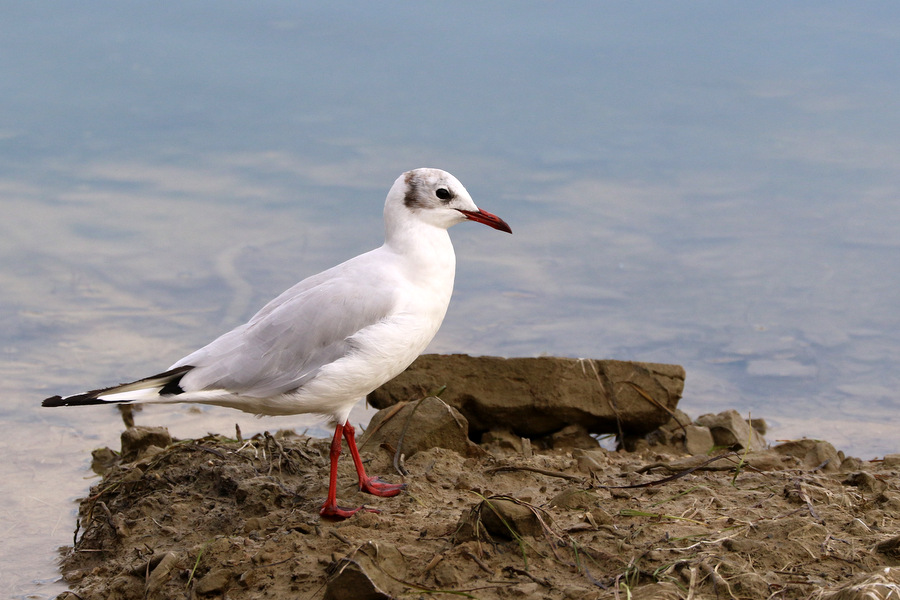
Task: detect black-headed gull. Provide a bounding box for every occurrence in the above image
[43,168,511,518]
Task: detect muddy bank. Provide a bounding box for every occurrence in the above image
[54,410,900,599]
[51,356,900,599]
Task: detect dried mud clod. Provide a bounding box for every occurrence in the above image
[55,405,900,600]
[368,354,687,439]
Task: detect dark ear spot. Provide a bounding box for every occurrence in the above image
[403,172,422,209]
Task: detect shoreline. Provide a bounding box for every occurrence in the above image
[53,401,900,599]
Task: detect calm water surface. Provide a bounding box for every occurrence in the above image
[3,3,900,597]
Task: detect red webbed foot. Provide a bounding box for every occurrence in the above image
[359,476,406,497]
[319,501,381,519]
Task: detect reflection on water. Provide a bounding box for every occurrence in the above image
[3,3,900,598]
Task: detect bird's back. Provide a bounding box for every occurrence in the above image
[168,234,456,419]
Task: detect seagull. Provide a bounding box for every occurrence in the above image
[43,168,511,518]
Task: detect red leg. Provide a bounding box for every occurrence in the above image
[342,422,406,497]
[319,422,377,519]
[318,421,405,519]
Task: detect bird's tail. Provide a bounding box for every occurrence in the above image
[42,365,194,407]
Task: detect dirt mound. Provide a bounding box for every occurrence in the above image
[53,406,900,599]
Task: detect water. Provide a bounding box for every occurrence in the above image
[3,3,900,597]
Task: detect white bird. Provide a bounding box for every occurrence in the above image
[43,168,511,518]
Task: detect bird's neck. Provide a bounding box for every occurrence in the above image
[384,220,457,284]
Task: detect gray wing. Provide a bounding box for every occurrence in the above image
[171,256,398,398]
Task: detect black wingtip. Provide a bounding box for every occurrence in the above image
[42,393,108,407]
[42,395,65,407]
[41,365,194,409]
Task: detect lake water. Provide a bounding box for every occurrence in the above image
[3,3,900,597]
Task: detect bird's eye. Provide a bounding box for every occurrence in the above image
[435,188,452,201]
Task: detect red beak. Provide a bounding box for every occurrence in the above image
[457,208,512,234]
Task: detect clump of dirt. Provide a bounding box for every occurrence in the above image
[54,413,900,600]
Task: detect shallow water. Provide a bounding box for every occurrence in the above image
[3,3,900,597]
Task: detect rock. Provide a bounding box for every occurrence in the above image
[695,410,766,451]
[640,410,749,455]
[90,447,119,475]
[368,354,685,438]
[480,428,523,452]
[878,491,900,512]
[628,409,690,453]
[120,426,172,461]
[194,567,231,595]
[749,418,768,436]
[588,506,614,525]
[324,542,405,600]
[145,552,179,596]
[744,451,795,471]
[545,424,600,449]
[883,454,900,468]
[431,560,460,587]
[683,425,715,455]
[572,448,609,475]
[134,445,166,467]
[324,560,391,600]
[454,497,548,542]
[843,472,886,494]
[773,439,841,472]
[841,456,863,471]
[874,535,900,558]
[549,487,602,510]
[360,396,481,459]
